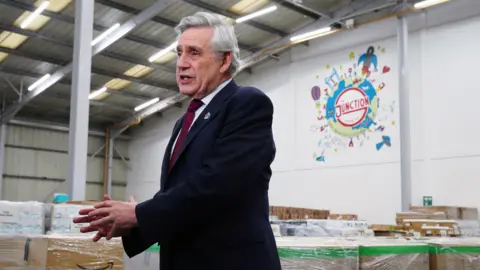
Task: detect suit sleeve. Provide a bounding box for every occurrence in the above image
[134,89,275,244]
[122,118,183,258]
[122,228,157,258]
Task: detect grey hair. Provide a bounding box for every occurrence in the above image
[175,12,240,76]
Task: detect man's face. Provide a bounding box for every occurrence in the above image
[176,27,231,98]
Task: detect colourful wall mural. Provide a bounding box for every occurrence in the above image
[311,45,395,162]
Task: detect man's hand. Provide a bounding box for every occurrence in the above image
[73,195,137,241]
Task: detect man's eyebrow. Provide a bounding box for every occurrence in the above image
[177,45,203,51]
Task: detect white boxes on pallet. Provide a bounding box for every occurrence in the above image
[50,204,94,234]
[0,201,44,235]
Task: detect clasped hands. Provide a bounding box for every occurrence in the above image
[73,194,138,242]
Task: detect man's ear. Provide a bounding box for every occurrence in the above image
[219,51,232,73]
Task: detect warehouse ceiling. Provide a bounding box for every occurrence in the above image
[0,0,418,132]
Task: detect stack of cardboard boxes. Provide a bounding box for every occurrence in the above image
[0,235,123,270]
[0,200,124,269]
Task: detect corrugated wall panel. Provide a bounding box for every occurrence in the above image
[2,125,129,202]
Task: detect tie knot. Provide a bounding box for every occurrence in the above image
[188,99,203,112]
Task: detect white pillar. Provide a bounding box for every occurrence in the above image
[398,15,412,211]
[67,0,94,201]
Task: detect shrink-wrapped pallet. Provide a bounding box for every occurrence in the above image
[358,239,429,269]
[276,237,359,270]
[0,234,123,270]
[428,238,480,270]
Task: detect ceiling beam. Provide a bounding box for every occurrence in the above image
[270,0,323,20]
[0,0,174,50]
[0,0,179,124]
[94,0,261,52]
[0,65,157,102]
[110,93,188,138]
[0,23,176,74]
[0,46,177,90]
[183,0,288,37]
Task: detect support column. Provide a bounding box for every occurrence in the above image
[67,0,94,201]
[0,125,6,199]
[398,15,412,211]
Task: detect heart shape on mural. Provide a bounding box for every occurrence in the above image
[382,66,391,74]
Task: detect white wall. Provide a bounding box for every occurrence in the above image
[2,124,128,201]
[126,0,480,224]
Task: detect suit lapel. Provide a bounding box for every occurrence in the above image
[170,80,238,170]
[161,117,183,190]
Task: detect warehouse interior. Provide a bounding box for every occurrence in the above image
[1,0,480,269]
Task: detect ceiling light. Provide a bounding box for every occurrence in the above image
[135,97,160,112]
[28,74,51,91]
[414,0,449,9]
[88,87,107,100]
[91,23,120,46]
[148,41,178,62]
[236,5,277,23]
[290,27,332,42]
[20,1,50,29]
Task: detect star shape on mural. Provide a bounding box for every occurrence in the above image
[326,65,331,69]
[349,52,355,59]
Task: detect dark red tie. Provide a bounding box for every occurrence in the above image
[169,99,204,171]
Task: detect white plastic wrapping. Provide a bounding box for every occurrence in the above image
[0,200,45,235]
[0,234,123,270]
[49,203,94,234]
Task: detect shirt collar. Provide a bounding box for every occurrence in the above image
[200,78,232,106]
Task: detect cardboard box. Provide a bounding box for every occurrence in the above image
[276,237,359,270]
[0,201,45,235]
[429,239,480,270]
[329,214,359,220]
[50,203,94,234]
[402,220,460,237]
[358,240,429,270]
[0,235,124,270]
[409,206,478,220]
[270,206,330,220]
[396,212,446,224]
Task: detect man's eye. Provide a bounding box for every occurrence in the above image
[191,51,200,56]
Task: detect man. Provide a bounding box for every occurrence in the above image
[74,12,281,270]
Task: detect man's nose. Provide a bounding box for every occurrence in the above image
[177,55,190,70]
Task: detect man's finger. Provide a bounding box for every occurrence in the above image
[104,194,112,201]
[93,232,103,242]
[78,208,96,215]
[94,201,113,209]
[88,207,110,218]
[90,215,114,227]
[106,222,118,240]
[80,225,99,233]
[73,215,97,224]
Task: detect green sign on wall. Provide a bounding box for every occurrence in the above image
[423,196,433,206]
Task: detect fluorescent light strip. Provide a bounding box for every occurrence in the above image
[135,97,160,112]
[236,5,278,23]
[414,0,449,9]
[28,74,51,91]
[148,41,178,62]
[88,87,107,100]
[20,1,50,29]
[290,27,332,42]
[91,23,120,46]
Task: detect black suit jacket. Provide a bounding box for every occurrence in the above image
[122,80,281,270]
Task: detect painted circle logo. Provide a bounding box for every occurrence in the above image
[335,88,369,127]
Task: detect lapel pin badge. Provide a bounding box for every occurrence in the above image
[204,112,211,120]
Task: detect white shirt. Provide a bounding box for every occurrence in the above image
[171,78,232,155]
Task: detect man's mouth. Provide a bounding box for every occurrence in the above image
[179,75,194,84]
